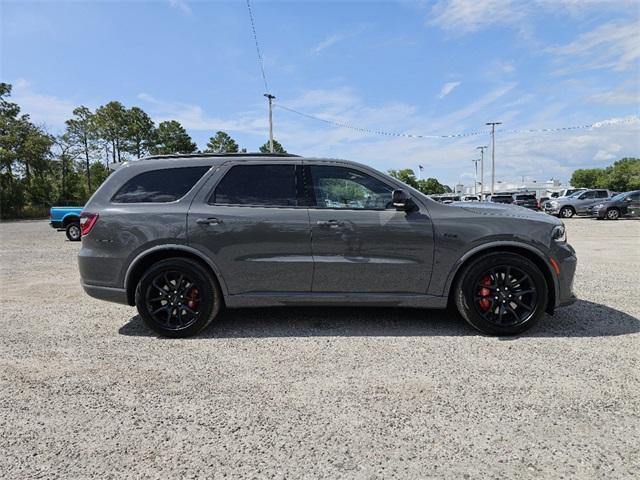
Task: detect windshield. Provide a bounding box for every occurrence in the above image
[610,192,627,201]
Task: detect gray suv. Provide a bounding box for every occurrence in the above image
[544,189,612,218]
[79,154,577,337]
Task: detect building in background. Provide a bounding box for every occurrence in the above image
[459,178,564,198]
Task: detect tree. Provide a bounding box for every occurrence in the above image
[259,139,286,153]
[125,107,156,159]
[94,101,128,163]
[388,169,419,188]
[150,120,197,155]
[606,158,640,191]
[0,83,55,217]
[65,106,97,190]
[205,131,239,153]
[570,168,607,189]
[418,177,449,195]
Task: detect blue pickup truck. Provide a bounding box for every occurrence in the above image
[50,206,83,241]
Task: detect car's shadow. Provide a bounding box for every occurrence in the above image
[118,299,639,339]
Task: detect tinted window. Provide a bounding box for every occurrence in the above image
[580,191,596,199]
[112,167,209,203]
[211,164,297,206]
[596,190,609,198]
[629,192,640,201]
[515,194,536,200]
[309,166,393,210]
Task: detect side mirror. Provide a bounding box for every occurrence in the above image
[392,189,411,211]
[626,197,633,202]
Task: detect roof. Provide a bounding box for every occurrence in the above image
[143,152,300,160]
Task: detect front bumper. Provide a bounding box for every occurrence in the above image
[552,242,578,310]
[544,204,560,215]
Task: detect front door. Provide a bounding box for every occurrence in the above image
[305,164,434,294]
[188,162,313,294]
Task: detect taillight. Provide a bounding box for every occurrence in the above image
[80,212,99,236]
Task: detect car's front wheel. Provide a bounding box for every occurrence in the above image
[454,252,548,336]
[605,208,620,220]
[559,206,574,218]
[135,258,222,337]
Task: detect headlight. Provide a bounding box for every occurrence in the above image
[595,203,604,209]
[552,225,566,242]
[550,201,558,206]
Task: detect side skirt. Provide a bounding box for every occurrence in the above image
[224,292,448,309]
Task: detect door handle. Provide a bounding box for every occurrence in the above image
[196,217,223,226]
[317,220,342,228]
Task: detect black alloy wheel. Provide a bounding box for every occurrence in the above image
[135,258,221,337]
[455,252,548,336]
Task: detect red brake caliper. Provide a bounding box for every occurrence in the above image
[478,275,492,311]
[187,287,199,310]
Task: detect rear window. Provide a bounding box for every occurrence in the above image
[515,195,536,200]
[211,164,297,207]
[112,167,210,203]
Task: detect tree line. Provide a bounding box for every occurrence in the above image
[387,169,453,195]
[0,82,285,219]
[569,158,640,192]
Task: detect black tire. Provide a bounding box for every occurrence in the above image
[605,208,620,220]
[454,252,548,336]
[135,258,222,338]
[65,222,81,241]
[559,206,574,218]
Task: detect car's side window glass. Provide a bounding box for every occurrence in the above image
[309,166,393,210]
[210,164,297,207]
[112,166,210,203]
[629,193,640,201]
[581,192,595,199]
[597,191,608,198]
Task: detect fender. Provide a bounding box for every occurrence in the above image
[62,213,80,225]
[441,240,559,301]
[123,244,230,298]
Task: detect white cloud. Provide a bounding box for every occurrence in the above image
[428,0,525,35]
[438,81,461,99]
[313,34,347,54]
[9,79,78,129]
[137,93,265,134]
[550,21,640,73]
[168,0,191,15]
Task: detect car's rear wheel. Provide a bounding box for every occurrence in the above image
[65,222,81,241]
[560,206,574,218]
[606,208,620,220]
[135,258,221,338]
[455,252,548,336]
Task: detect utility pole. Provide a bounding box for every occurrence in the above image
[476,145,487,199]
[485,122,502,196]
[264,93,276,153]
[471,158,480,196]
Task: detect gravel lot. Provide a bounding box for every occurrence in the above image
[1,218,638,479]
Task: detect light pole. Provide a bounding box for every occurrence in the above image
[471,158,480,196]
[485,122,502,196]
[476,145,487,200]
[264,93,276,153]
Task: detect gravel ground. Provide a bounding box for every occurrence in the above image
[1,218,638,479]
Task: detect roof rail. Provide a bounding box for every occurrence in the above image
[142,152,300,160]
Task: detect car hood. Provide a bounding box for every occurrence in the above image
[450,201,560,224]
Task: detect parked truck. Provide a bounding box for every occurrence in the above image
[50,206,83,241]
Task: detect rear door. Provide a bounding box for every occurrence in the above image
[626,192,640,217]
[187,161,313,294]
[305,163,434,294]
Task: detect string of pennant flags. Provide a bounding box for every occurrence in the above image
[276,103,639,141]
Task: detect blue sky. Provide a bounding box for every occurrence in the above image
[2,0,639,186]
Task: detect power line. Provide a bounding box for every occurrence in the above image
[275,103,490,139]
[276,103,638,141]
[246,0,270,94]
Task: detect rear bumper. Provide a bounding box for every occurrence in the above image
[81,282,129,305]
